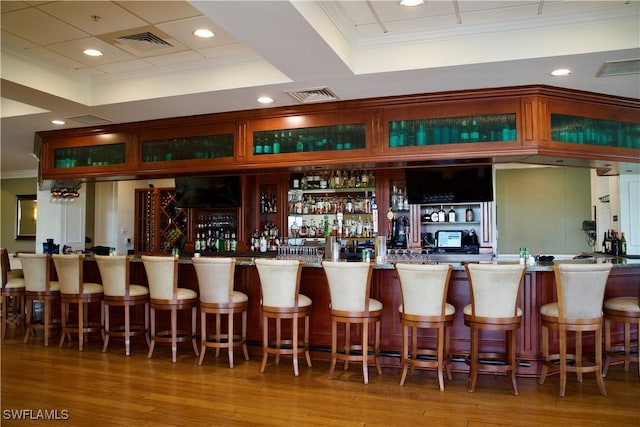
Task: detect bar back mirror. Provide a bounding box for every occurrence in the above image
[16,195,37,240]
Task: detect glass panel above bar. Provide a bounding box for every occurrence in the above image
[141,134,234,163]
[54,143,126,168]
[551,114,640,149]
[388,114,517,147]
[253,123,366,155]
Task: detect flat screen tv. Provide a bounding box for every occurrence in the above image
[406,165,493,204]
[175,176,241,208]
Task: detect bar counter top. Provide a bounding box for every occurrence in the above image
[119,252,640,271]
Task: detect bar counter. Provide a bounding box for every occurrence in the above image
[72,253,640,376]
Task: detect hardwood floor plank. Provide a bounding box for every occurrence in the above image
[2,330,638,426]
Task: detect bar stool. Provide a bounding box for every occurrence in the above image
[192,257,249,367]
[395,263,455,390]
[53,254,104,351]
[322,261,382,384]
[1,248,25,339]
[19,253,60,346]
[464,263,525,395]
[254,259,312,376]
[95,255,150,356]
[539,262,613,397]
[603,284,639,376]
[142,255,199,363]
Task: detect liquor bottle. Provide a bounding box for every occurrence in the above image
[465,206,474,222]
[601,231,608,253]
[611,231,620,256]
[260,193,266,213]
[195,233,201,252]
[620,232,627,256]
[604,230,612,254]
[470,120,480,142]
[448,206,456,222]
[438,205,446,222]
[460,120,470,142]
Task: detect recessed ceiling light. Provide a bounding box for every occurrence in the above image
[400,0,424,6]
[193,29,214,38]
[257,96,274,104]
[550,68,571,77]
[51,119,66,125]
[83,49,103,57]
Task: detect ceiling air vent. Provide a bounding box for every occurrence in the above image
[66,115,112,125]
[598,59,640,77]
[116,31,173,53]
[286,87,339,103]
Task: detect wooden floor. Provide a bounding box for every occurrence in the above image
[1,328,638,427]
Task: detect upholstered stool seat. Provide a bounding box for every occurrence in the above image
[539,262,613,397]
[396,263,455,390]
[95,255,150,356]
[322,261,382,384]
[19,254,61,346]
[2,248,26,339]
[142,256,198,363]
[53,254,104,351]
[603,291,639,376]
[463,263,525,395]
[255,259,312,376]
[192,257,249,368]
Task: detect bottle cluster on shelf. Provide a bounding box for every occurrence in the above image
[194,214,238,253]
[291,169,375,190]
[54,144,126,168]
[260,192,277,214]
[291,216,374,239]
[421,205,476,223]
[551,114,640,149]
[601,229,627,256]
[142,134,234,163]
[388,113,517,147]
[250,222,280,253]
[390,184,409,211]
[288,191,376,215]
[253,124,366,155]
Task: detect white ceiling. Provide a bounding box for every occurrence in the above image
[1,0,639,177]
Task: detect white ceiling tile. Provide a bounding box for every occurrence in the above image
[143,49,205,66]
[25,46,88,69]
[96,59,154,74]
[46,36,137,66]
[38,1,147,36]
[0,1,30,14]
[155,16,238,50]
[116,0,202,24]
[1,29,36,49]
[1,7,88,45]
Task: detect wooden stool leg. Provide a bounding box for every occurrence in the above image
[1,295,7,340]
[241,310,249,361]
[539,324,549,384]
[304,314,312,368]
[198,311,207,365]
[623,321,631,372]
[595,325,607,396]
[362,319,369,384]
[144,302,150,348]
[191,306,198,357]
[292,313,299,377]
[170,307,177,363]
[400,324,409,386]
[260,316,268,373]
[147,307,156,359]
[437,324,445,391]
[23,298,32,344]
[468,327,478,392]
[102,303,110,353]
[215,313,222,358]
[508,329,518,396]
[228,310,234,368]
[374,319,381,376]
[58,301,67,348]
[445,326,453,381]
[559,327,567,397]
[575,330,583,383]
[124,303,131,356]
[603,318,612,377]
[328,319,337,379]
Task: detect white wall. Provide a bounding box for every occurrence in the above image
[619,173,640,255]
[35,184,86,253]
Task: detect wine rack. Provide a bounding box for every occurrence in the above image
[135,187,187,255]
